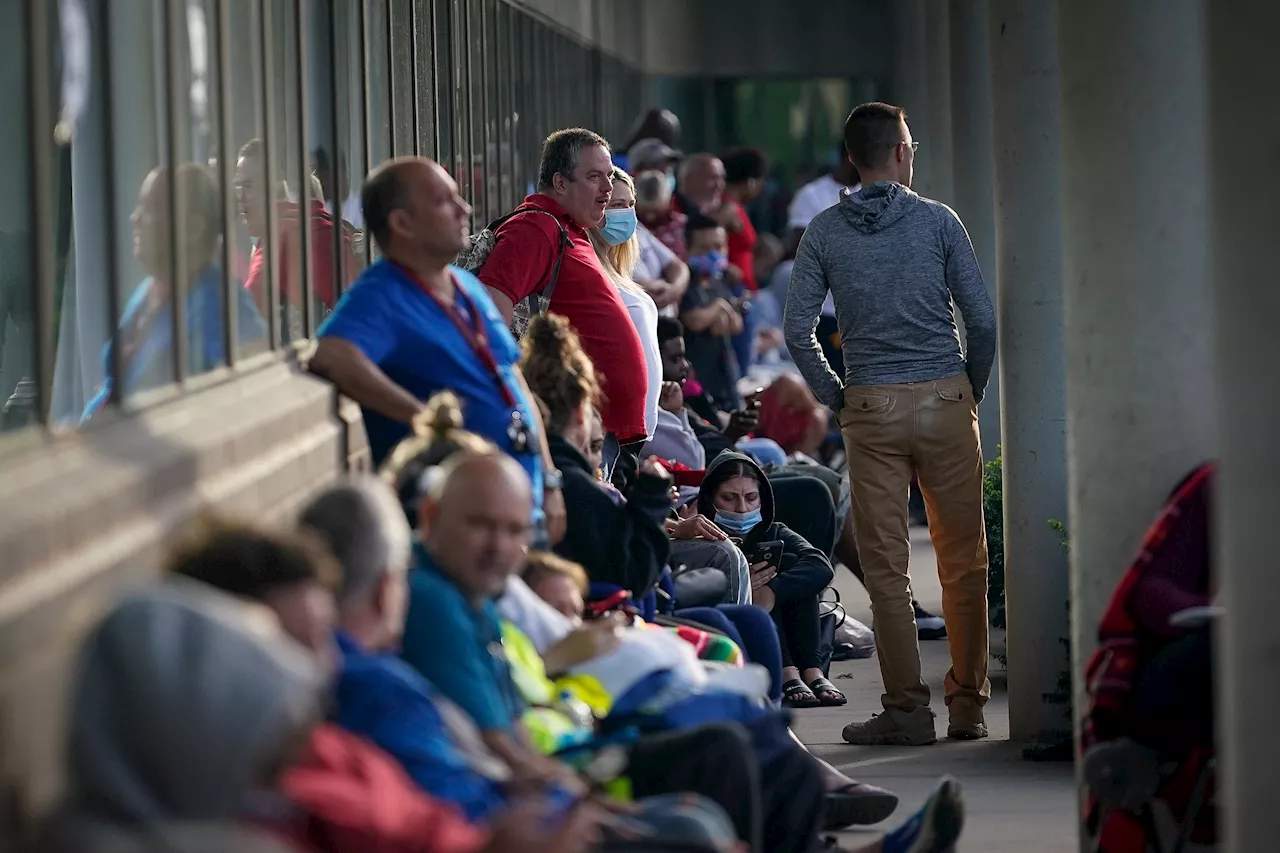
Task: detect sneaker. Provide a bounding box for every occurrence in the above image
[913,601,947,640]
[947,699,989,740]
[842,707,937,746]
[823,781,900,829]
[879,776,965,853]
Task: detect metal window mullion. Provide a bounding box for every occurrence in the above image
[449,0,462,196]
[93,0,124,405]
[460,0,473,212]
[358,0,373,264]
[327,0,346,297]
[428,0,441,159]
[24,0,55,424]
[295,0,314,336]
[215,0,237,367]
[409,0,420,156]
[258,0,281,347]
[162,0,190,380]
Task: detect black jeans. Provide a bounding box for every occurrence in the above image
[772,595,823,672]
[627,723,824,853]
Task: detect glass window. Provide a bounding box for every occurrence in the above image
[0,1,36,430]
[411,0,436,160]
[451,0,472,215]
[389,0,415,158]
[366,0,392,255]
[333,0,370,266]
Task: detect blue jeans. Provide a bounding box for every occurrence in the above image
[676,604,784,702]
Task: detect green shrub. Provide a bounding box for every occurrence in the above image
[983,454,1006,631]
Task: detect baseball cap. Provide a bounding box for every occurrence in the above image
[628,137,682,169]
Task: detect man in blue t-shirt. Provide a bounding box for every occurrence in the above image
[310,157,564,545]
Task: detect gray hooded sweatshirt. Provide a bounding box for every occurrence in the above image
[42,579,324,853]
[783,181,996,411]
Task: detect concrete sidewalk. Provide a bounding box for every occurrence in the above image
[790,527,1078,852]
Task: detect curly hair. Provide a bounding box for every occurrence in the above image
[380,390,498,525]
[519,313,601,436]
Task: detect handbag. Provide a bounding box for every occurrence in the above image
[816,587,847,677]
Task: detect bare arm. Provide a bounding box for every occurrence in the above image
[309,336,422,423]
[487,286,516,327]
[662,257,690,296]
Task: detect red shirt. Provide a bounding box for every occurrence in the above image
[246,200,361,312]
[478,194,649,442]
[725,200,759,290]
[277,724,489,853]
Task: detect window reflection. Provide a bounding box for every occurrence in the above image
[0,1,35,430]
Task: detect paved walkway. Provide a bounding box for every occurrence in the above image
[791,527,1079,852]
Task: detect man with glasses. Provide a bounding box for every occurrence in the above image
[783,101,996,747]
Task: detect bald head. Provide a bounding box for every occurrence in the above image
[420,453,533,601]
[678,154,726,210]
[361,156,472,259]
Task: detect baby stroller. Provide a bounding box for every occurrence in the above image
[1081,463,1217,853]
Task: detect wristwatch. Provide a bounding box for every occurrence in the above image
[544,468,564,490]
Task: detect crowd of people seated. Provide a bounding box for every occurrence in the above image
[31,107,1000,852]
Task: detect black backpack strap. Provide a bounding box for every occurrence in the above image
[494,207,571,308]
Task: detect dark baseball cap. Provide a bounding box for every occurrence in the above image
[628,138,682,168]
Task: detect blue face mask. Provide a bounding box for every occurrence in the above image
[600,208,637,246]
[666,171,678,195]
[689,250,729,278]
[714,507,763,535]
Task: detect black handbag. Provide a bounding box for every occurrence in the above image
[816,587,847,677]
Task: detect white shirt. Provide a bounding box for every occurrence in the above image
[787,174,861,230]
[619,287,662,439]
[634,222,678,282]
[497,575,572,654]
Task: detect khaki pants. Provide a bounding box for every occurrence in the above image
[839,372,990,713]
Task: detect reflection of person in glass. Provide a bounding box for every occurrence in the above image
[235,139,361,339]
[79,164,266,424]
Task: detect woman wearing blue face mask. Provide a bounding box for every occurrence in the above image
[589,168,662,454]
[697,451,845,709]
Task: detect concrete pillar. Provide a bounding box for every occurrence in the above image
[1208,4,1280,849]
[1058,0,1216,795]
[922,0,953,205]
[949,0,998,462]
[891,0,932,191]
[987,0,1071,747]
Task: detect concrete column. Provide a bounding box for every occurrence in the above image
[891,0,932,190]
[949,0,999,462]
[1058,0,1216,795]
[988,0,1070,747]
[1208,4,1280,849]
[921,0,953,205]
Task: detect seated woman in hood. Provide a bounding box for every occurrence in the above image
[698,451,846,707]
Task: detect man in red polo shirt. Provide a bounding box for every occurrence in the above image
[478,128,649,456]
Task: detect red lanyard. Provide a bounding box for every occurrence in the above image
[392,262,518,408]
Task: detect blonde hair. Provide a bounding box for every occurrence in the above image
[589,167,642,295]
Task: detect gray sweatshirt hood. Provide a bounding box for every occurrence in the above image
[839,181,916,234]
[64,578,324,830]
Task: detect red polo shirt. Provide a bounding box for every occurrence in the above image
[478,194,648,443]
[725,200,759,290]
[245,200,361,312]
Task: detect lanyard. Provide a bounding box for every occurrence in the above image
[393,261,517,409]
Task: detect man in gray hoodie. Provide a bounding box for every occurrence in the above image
[783,102,996,746]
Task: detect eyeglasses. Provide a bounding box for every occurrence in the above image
[903,141,920,152]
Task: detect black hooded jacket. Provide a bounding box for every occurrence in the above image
[550,434,672,597]
[696,450,834,600]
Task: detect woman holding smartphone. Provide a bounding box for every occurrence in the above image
[697,450,846,707]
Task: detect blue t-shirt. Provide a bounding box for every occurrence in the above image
[80,265,266,423]
[332,631,508,821]
[401,549,526,733]
[317,261,543,494]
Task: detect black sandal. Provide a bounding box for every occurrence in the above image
[782,678,821,708]
[808,676,847,707]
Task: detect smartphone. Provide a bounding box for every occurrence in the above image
[750,539,784,568]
